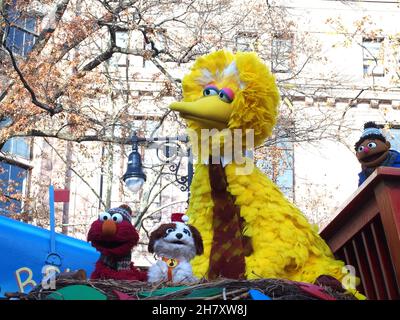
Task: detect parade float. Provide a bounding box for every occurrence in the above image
[1,50,399,300]
[0,187,99,298]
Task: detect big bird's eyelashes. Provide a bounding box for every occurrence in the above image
[219,88,234,103]
[203,85,234,103]
[203,85,219,96]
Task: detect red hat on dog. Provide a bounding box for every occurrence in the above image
[171,213,189,224]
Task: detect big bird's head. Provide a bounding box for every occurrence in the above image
[170,50,280,150]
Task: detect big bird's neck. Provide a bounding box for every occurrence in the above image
[187,127,254,167]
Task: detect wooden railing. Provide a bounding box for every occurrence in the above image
[320,167,400,300]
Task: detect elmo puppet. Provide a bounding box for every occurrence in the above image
[87,204,146,281]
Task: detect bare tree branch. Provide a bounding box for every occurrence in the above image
[4,45,63,116]
[13,129,131,145]
[32,0,71,53]
[81,46,116,72]
[135,180,175,228]
[44,138,106,208]
[0,0,71,103]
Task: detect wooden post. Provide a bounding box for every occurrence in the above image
[374,179,400,285]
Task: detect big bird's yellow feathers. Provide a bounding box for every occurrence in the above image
[170,50,357,289]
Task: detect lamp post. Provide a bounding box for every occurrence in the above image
[122,133,147,193]
[122,132,193,198]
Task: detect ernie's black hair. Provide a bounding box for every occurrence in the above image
[364,121,380,129]
[354,121,387,151]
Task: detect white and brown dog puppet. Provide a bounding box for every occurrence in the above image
[147,213,204,284]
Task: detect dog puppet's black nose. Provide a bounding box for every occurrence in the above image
[176,233,183,239]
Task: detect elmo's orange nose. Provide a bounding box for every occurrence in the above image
[102,219,117,236]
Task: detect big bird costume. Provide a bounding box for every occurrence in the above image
[169,50,361,295]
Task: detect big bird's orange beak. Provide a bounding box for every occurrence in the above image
[169,96,232,130]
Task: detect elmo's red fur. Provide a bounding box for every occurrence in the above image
[90,260,146,281]
[87,206,146,281]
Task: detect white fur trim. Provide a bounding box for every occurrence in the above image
[222,61,239,78]
[222,61,245,89]
[148,260,197,284]
[197,68,214,85]
[196,62,245,89]
[201,155,232,167]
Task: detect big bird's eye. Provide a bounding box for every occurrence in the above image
[111,213,123,223]
[357,146,364,152]
[367,142,377,149]
[99,212,111,221]
[218,88,234,103]
[203,85,219,97]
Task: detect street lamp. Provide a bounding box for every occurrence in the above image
[122,131,193,198]
[122,132,147,192]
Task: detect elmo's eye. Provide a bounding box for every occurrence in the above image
[111,213,123,223]
[99,212,111,221]
[358,146,364,152]
[367,142,377,148]
[203,86,219,97]
[219,88,234,103]
[166,228,174,235]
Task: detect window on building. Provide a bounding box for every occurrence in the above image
[1,137,31,159]
[387,127,400,151]
[256,140,295,201]
[275,141,294,200]
[235,31,258,52]
[271,33,293,73]
[116,30,129,49]
[4,2,37,57]
[1,117,31,160]
[362,37,385,77]
[0,116,13,128]
[0,161,28,215]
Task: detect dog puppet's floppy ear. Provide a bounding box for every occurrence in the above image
[189,225,204,255]
[148,226,162,253]
[148,232,156,253]
[148,223,177,253]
